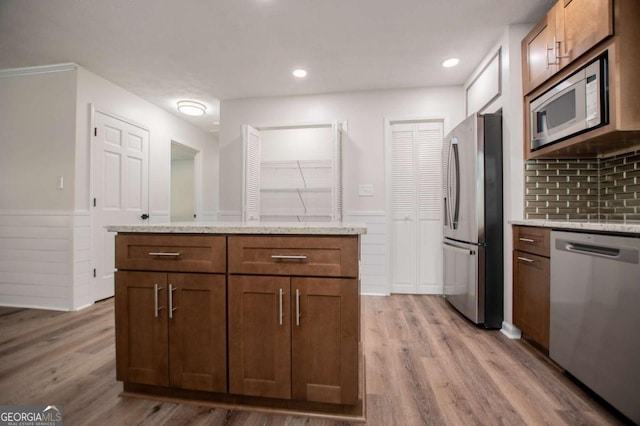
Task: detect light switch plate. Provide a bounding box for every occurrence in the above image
[56,176,64,190]
[358,184,374,197]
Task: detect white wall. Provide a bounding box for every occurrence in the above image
[463,24,531,335]
[219,87,465,294]
[0,69,77,210]
[0,68,78,310]
[0,64,219,311]
[75,67,219,221]
[220,87,464,214]
[171,159,195,222]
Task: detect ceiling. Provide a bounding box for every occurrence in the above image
[0,0,554,132]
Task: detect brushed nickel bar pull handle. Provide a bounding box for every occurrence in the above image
[169,284,176,319]
[519,238,535,243]
[296,289,300,326]
[149,252,181,257]
[279,288,284,326]
[154,284,163,318]
[271,255,307,260]
[517,256,535,263]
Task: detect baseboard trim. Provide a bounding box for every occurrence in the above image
[500,321,522,339]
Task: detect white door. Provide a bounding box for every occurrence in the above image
[242,125,261,222]
[91,111,149,301]
[388,120,443,294]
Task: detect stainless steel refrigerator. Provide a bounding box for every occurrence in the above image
[442,113,503,329]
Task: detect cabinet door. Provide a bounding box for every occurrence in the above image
[513,251,550,350]
[115,271,169,386]
[522,6,558,95]
[228,275,291,399]
[292,278,358,404]
[555,0,612,65]
[168,273,227,392]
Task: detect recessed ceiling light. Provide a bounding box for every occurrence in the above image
[292,69,307,78]
[177,100,207,116]
[441,57,460,68]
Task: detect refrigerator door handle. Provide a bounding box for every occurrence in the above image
[446,142,455,229]
[443,240,476,256]
[444,197,449,227]
[451,139,460,229]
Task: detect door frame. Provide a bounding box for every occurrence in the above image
[384,115,448,295]
[169,140,201,221]
[89,104,151,301]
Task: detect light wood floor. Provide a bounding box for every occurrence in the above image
[0,295,624,425]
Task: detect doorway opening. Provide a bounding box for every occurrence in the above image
[171,142,199,222]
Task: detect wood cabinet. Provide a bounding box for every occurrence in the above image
[228,235,360,405]
[114,231,363,416]
[522,6,558,96]
[512,226,550,350]
[114,234,227,393]
[228,275,292,399]
[522,0,613,96]
[522,0,640,159]
[554,0,613,66]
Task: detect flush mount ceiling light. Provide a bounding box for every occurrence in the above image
[292,69,307,78]
[177,100,207,116]
[441,57,460,68]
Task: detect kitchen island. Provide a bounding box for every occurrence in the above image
[107,222,367,420]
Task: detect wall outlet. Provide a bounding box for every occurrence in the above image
[358,184,374,197]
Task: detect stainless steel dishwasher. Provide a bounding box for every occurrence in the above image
[551,230,640,424]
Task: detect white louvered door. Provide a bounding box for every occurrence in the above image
[389,121,443,294]
[243,125,261,221]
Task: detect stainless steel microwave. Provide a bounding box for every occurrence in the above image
[530,53,608,151]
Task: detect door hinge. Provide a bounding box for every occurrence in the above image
[94,128,97,137]
[93,268,96,278]
[93,198,96,207]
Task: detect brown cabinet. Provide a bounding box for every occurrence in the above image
[228,275,292,399]
[228,235,359,278]
[115,272,227,392]
[228,235,360,405]
[114,232,362,414]
[554,0,613,66]
[115,234,226,273]
[512,226,550,350]
[522,0,640,159]
[522,0,613,96]
[522,6,558,96]
[115,234,227,393]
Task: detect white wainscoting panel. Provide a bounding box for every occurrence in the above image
[199,210,219,222]
[149,211,170,224]
[345,211,389,295]
[0,210,74,310]
[218,211,242,222]
[73,211,92,310]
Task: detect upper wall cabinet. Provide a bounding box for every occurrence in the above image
[522,0,613,96]
[522,0,640,159]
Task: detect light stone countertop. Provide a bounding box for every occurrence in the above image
[106,221,367,235]
[509,219,640,236]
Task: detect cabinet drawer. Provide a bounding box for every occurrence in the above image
[228,235,359,278]
[513,226,550,257]
[513,250,550,350]
[115,234,226,273]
